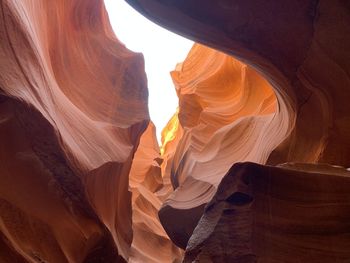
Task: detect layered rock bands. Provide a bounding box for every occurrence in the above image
[127,0,350,261]
[1,0,350,262]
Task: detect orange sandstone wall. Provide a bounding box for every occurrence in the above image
[126,0,350,167]
[159,44,279,248]
[127,0,350,253]
[2,0,350,262]
[128,122,182,262]
[0,0,149,262]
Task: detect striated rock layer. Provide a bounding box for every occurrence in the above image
[127,0,350,167]
[159,44,278,249]
[2,0,350,262]
[127,0,350,253]
[129,122,182,263]
[184,162,350,263]
[0,0,179,262]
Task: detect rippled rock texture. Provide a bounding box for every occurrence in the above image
[127,0,350,260]
[184,162,350,263]
[0,0,179,262]
[128,123,182,262]
[128,0,350,166]
[1,0,350,262]
[159,44,277,249]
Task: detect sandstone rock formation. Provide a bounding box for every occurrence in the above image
[1,0,350,262]
[184,162,350,263]
[159,44,277,248]
[127,0,350,167]
[129,122,182,263]
[127,0,350,259]
[0,0,174,262]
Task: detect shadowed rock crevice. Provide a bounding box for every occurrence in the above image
[184,162,350,263]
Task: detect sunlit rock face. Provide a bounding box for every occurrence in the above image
[128,122,183,263]
[159,44,278,248]
[127,0,350,259]
[0,0,150,262]
[2,0,350,262]
[127,0,350,167]
[126,0,350,166]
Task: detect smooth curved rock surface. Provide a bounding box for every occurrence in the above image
[129,122,182,262]
[0,0,148,262]
[2,0,350,262]
[159,44,277,248]
[184,162,350,263]
[127,0,350,167]
[127,0,350,252]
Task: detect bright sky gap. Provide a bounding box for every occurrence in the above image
[104,0,193,142]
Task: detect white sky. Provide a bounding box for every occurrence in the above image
[104,0,193,141]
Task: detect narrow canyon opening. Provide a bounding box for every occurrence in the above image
[1,1,350,263]
[104,0,193,142]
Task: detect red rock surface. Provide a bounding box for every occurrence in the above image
[129,122,182,262]
[0,0,149,262]
[127,0,350,167]
[184,162,350,263]
[1,0,350,262]
[159,44,278,248]
[127,0,350,260]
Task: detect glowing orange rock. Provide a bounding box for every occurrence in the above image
[0,0,148,261]
[126,0,350,167]
[2,0,350,261]
[159,44,277,248]
[129,122,182,262]
[127,1,350,255]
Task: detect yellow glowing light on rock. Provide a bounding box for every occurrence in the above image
[160,108,179,156]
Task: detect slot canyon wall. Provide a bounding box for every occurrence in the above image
[0,0,350,263]
[0,0,180,262]
[127,0,350,262]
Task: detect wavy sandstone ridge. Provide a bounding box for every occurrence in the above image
[128,122,182,263]
[127,0,350,167]
[159,44,278,248]
[1,0,350,262]
[127,0,350,258]
[0,0,154,262]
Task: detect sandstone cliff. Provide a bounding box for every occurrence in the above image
[1,0,350,262]
[0,0,158,262]
[127,0,350,261]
